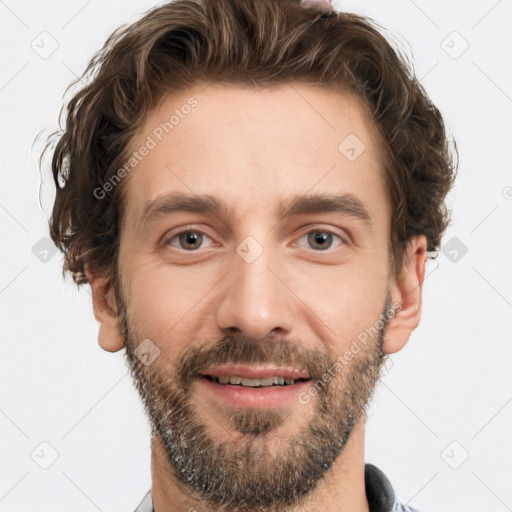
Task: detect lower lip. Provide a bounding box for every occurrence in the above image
[197,376,312,408]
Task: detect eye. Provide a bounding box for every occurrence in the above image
[163,229,217,251]
[162,227,345,252]
[294,229,345,251]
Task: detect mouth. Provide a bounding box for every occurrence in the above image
[197,374,313,409]
[199,364,311,385]
[201,374,311,387]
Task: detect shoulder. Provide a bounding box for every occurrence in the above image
[133,489,153,512]
[392,503,422,512]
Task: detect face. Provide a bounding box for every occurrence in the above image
[116,83,396,511]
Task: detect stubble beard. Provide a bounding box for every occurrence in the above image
[120,291,391,512]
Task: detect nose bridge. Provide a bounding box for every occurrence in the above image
[215,233,295,340]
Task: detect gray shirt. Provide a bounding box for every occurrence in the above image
[133,463,421,512]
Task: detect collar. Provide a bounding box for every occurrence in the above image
[364,463,396,512]
[134,463,399,512]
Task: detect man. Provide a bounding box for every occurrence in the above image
[43,0,458,510]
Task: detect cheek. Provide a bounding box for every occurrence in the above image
[295,261,389,349]
[122,240,389,358]
[124,259,222,342]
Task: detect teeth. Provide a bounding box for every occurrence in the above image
[213,375,296,386]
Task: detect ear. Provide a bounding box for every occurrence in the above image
[84,263,125,352]
[384,234,427,354]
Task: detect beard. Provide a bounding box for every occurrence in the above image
[119,288,391,512]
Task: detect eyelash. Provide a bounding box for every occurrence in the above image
[162,226,346,252]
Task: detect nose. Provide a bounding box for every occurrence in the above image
[215,241,295,340]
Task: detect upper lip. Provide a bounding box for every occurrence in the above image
[198,365,311,380]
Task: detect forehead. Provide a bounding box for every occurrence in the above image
[121,82,389,230]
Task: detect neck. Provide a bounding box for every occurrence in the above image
[151,415,370,512]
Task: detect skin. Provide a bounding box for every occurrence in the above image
[85,82,427,512]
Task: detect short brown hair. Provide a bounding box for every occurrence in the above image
[40,0,458,289]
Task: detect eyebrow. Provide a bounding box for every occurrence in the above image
[278,193,372,227]
[138,191,373,232]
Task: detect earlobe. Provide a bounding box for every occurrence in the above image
[384,235,427,354]
[84,263,125,353]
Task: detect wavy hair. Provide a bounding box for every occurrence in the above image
[40,0,458,289]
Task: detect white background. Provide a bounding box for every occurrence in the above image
[1,0,511,511]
